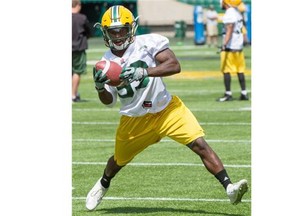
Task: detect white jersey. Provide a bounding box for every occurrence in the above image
[101,33,172,117]
[222,7,244,50]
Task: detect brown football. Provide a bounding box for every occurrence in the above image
[95,60,123,86]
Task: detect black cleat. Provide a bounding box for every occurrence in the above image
[239,94,249,101]
[72,93,81,102]
[217,94,233,102]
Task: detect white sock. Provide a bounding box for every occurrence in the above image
[225,91,232,96]
[241,90,247,95]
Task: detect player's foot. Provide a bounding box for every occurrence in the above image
[72,97,80,102]
[72,93,81,102]
[239,94,249,101]
[86,178,109,211]
[72,94,81,102]
[226,179,248,205]
[217,94,233,102]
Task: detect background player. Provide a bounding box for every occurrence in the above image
[72,0,91,102]
[217,0,249,102]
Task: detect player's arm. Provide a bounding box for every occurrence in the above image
[120,48,181,83]
[147,48,181,77]
[223,23,234,48]
[93,68,114,105]
[96,88,114,105]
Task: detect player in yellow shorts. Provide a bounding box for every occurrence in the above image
[115,96,204,166]
[85,5,248,211]
[220,51,245,77]
[217,0,249,102]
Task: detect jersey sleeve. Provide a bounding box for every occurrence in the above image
[145,34,169,58]
[222,8,237,24]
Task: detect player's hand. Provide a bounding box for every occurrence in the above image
[93,67,110,90]
[120,67,148,84]
[217,45,226,54]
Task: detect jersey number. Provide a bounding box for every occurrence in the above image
[117,60,150,98]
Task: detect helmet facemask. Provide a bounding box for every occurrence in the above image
[102,21,138,51]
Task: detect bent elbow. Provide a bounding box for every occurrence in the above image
[175,62,181,74]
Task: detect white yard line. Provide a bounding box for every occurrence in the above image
[72,161,251,168]
[73,138,250,144]
[72,196,251,203]
[73,107,251,112]
[72,121,251,125]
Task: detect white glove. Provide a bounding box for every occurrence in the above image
[93,67,110,91]
[120,67,148,83]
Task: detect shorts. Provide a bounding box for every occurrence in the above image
[72,51,87,75]
[207,25,218,36]
[220,51,246,74]
[114,96,205,166]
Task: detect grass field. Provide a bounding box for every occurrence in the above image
[72,37,251,216]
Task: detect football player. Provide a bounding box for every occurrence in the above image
[217,0,249,102]
[86,5,248,211]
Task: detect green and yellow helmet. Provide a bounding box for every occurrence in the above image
[95,5,139,51]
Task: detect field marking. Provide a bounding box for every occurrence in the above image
[73,107,251,112]
[72,161,251,168]
[87,44,249,52]
[73,138,250,144]
[86,46,217,54]
[72,196,251,203]
[72,121,251,126]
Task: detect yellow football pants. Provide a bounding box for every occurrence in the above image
[114,96,205,166]
[220,51,246,74]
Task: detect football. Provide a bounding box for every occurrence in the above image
[95,60,123,86]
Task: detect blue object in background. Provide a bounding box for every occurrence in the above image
[244,4,251,44]
[193,5,205,45]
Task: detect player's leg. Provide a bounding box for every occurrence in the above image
[187,137,248,205]
[206,26,212,47]
[217,51,233,102]
[72,73,80,101]
[217,72,233,102]
[72,51,86,102]
[237,72,249,100]
[160,96,248,204]
[86,155,123,211]
[86,114,161,211]
[187,137,224,175]
[212,26,218,47]
[101,155,123,188]
[158,98,226,175]
[224,72,231,92]
[207,36,212,47]
[236,51,249,100]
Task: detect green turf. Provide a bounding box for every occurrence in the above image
[72,36,251,215]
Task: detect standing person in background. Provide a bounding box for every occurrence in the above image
[217,0,249,102]
[206,5,219,47]
[72,0,91,102]
[85,5,248,211]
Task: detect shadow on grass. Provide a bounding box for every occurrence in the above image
[98,206,245,216]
